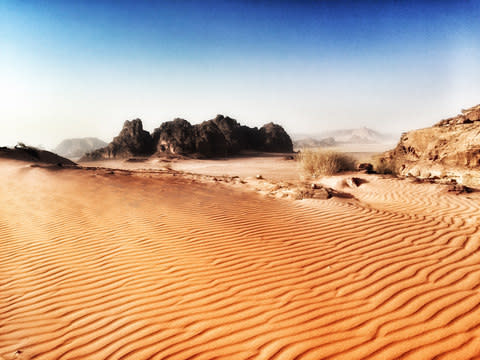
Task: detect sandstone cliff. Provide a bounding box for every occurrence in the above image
[380,104,480,187]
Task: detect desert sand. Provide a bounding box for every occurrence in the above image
[2,158,480,360]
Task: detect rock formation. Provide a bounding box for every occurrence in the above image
[379,104,480,187]
[259,122,294,152]
[0,144,76,165]
[152,115,293,157]
[54,137,107,159]
[435,104,480,126]
[84,115,293,160]
[83,119,155,160]
[152,118,196,155]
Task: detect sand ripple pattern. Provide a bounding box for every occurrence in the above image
[1,165,480,360]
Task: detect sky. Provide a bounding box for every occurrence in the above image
[1,0,480,149]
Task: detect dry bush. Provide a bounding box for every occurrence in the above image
[373,157,398,175]
[297,149,356,177]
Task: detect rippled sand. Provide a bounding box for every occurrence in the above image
[1,159,480,360]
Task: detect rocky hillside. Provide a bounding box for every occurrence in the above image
[83,115,293,160]
[0,144,76,165]
[379,104,480,187]
[54,137,107,159]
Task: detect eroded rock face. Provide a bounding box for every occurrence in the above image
[380,104,480,187]
[193,120,228,157]
[260,122,293,152]
[152,116,230,157]
[153,115,293,157]
[83,119,155,160]
[152,119,195,155]
[436,104,480,126]
[83,115,293,160]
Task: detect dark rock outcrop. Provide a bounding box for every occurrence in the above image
[83,119,155,160]
[152,115,293,157]
[83,115,293,160]
[358,163,374,173]
[379,103,480,187]
[0,145,76,165]
[259,122,293,152]
[193,119,229,157]
[152,118,196,155]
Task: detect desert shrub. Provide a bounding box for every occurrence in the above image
[373,157,398,175]
[297,149,356,177]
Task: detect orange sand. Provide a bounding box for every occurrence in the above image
[1,159,480,360]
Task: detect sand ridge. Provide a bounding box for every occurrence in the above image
[1,160,480,359]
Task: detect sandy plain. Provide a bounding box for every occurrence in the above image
[1,155,480,360]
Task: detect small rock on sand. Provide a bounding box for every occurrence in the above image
[345,177,363,188]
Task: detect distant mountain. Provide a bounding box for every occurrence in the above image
[54,138,107,159]
[293,127,397,146]
[320,127,396,144]
[293,137,337,149]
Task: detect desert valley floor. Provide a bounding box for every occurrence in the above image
[1,158,480,360]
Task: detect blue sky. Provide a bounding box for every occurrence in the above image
[1,0,479,148]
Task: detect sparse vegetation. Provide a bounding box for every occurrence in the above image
[297,149,356,177]
[373,156,398,175]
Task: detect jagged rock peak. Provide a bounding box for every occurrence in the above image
[82,118,155,160]
[82,115,293,160]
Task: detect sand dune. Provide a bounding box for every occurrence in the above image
[1,159,480,360]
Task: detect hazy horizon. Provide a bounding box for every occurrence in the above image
[2,0,480,149]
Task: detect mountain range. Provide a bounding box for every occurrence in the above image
[54,138,108,159]
[292,127,398,148]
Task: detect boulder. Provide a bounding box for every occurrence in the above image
[345,177,364,188]
[447,184,475,194]
[358,163,374,173]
